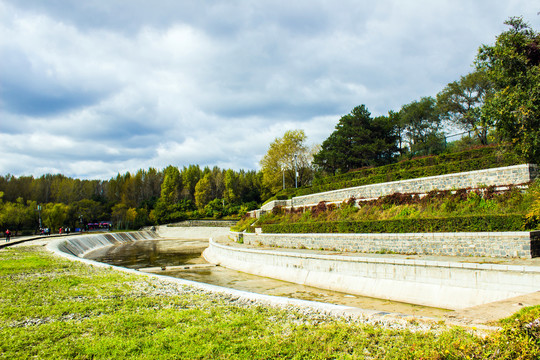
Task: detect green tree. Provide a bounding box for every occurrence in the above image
[398,97,444,156]
[194,174,213,209]
[224,169,239,203]
[1,198,36,234]
[313,105,398,174]
[42,203,69,232]
[260,130,314,194]
[437,71,493,144]
[159,166,182,206]
[111,203,128,230]
[67,199,106,228]
[237,170,262,204]
[476,17,540,163]
[181,165,202,201]
[153,166,183,224]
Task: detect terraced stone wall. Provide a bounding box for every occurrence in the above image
[235,230,540,258]
[292,164,538,207]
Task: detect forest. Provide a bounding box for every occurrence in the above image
[1,17,539,234]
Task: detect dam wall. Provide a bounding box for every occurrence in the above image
[234,231,540,258]
[52,223,231,259]
[203,239,540,310]
[56,231,159,257]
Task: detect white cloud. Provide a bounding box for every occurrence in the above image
[0,0,539,179]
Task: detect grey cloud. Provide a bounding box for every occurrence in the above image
[0,49,108,117]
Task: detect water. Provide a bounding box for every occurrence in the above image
[84,238,451,317]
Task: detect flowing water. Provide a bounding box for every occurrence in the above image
[84,238,451,317]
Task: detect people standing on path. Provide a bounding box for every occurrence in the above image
[5,229,11,242]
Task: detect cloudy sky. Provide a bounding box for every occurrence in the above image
[0,1,538,180]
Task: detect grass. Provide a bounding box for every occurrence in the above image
[1,246,540,359]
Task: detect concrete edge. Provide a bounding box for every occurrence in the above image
[0,233,80,249]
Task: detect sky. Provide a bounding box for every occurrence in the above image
[0,1,538,180]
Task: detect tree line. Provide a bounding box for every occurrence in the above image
[0,166,264,234]
[261,17,540,191]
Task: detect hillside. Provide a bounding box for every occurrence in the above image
[268,145,523,202]
[247,145,540,234]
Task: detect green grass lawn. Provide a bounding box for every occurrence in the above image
[1,246,539,359]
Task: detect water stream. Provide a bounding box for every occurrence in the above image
[84,238,451,317]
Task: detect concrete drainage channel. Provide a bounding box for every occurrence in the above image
[47,231,429,327]
[45,228,540,328]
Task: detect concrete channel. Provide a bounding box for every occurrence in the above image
[45,226,540,324]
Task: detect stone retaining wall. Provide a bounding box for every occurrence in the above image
[168,220,237,227]
[292,164,538,207]
[257,164,538,215]
[234,230,540,258]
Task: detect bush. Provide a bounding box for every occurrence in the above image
[231,216,257,233]
[526,180,540,229]
[261,214,527,234]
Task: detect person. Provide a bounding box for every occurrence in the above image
[5,229,11,242]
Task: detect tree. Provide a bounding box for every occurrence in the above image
[260,130,314,195]
[194,174,213,209]
[224,169,239,203]
[437,71,493,144]
[397,97,444,156]
[42,202,69,232]
[159,166,182,206]
[476,17,540,163]
[313,105,399,174]
[181,165,202,200]
[1,198,36,234]
[152,166,184,224]
[111,203,128,230]
[67,199,106,228]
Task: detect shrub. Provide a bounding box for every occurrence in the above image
[261,214,527,234]
[231,217,257,232]
[526,180,540,229]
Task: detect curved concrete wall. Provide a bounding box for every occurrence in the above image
[203,239,540,310]
[56,231,159,257]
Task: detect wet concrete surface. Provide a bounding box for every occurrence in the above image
[83,238,451,318]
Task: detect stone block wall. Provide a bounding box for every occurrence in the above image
[235,230,540,258]
[292,164,538,207]
[251,164,538,217]
[168,220,237,227]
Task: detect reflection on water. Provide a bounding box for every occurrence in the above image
[84,239,208,269]
[84,239,451,317]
